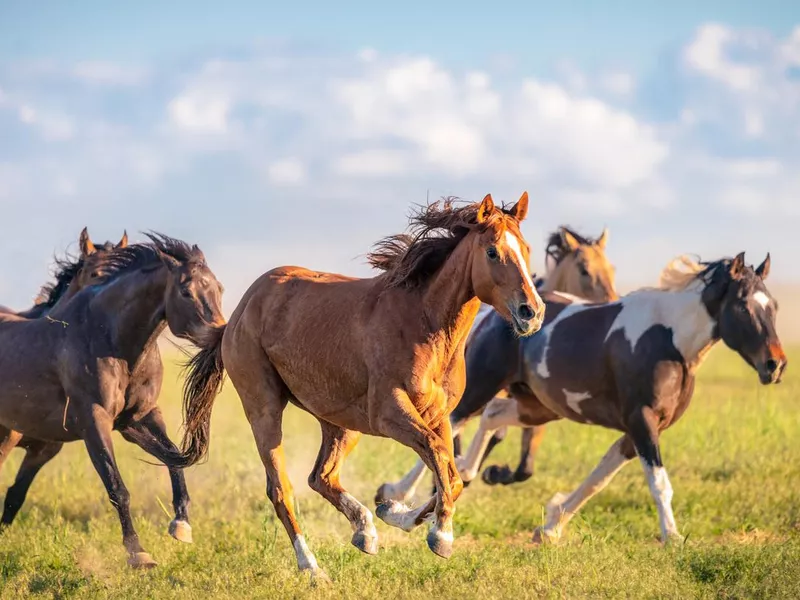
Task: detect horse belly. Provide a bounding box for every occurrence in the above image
[0,384,80,442]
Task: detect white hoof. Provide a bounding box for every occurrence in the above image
[169,519,193,544]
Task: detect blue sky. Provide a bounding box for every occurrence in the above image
[1,2,799,311]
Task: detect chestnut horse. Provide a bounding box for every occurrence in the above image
[0,234,225,568]
[457,253,785,544]
[376,226,618,503]
[167,194,543,581]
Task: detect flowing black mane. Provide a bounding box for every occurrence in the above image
[92,232,206,283]
[34,255,86,307]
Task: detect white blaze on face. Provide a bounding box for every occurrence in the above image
[753,291,770,310]
[504,231,536,291]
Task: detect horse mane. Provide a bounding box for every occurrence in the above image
[657,255,730,291]
[91,232,205,284]
[367,197,517,288]
[545,226,595,266]
[34,254,86,307]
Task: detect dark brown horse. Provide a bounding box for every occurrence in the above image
[167,194,543,581]
[377,226,619,502]
[0,234,225,568]
[448,253,785,543]
[0,228,128,494]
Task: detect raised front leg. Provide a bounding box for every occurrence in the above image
[1,439,63,528]
[459,396,526,484]
[628,407,681,543]
[308,422,378,555]
[80,404,155,568]
[374,388,461,559]
[482,425,546,486]
[119,408,193,543]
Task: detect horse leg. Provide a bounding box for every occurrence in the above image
[532,435,635,544]
[0,428,23,472]
[376,415,467,505]
[119,407,193,543]
[375,391,460,559]
[308,421,378,555]
[1,440,63,528]
[482,425,546,486]
[232,359,328,582]
[628,406,681,543]
[458,396,526,484]
[80,404,156,568]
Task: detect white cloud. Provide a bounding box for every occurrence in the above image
[599,71,635,96]
[267,158,306,185]
[684,24,760,91]
[168,93,230,133]
[72,61,148,86]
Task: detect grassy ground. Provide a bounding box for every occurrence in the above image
[1,346,799,599]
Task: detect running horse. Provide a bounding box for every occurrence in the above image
[377,225,618,502]
[454,253,786,544]
[0,234,225,568]
[166,193,544,581]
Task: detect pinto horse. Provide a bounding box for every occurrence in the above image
[0,234,225,568]
[454,253,785,544]
[377,225,619,503]
[167,193,543,581]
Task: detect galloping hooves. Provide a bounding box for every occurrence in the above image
[481,464,514,485]
[305,568,332,586]
[127,551,158,569]
[351,530,379,555]
[531,526,558,546]
[426,529,453,559]
[374,483,395,505]
[169,519,194,544]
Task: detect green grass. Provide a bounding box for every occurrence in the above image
[1,346,799,599]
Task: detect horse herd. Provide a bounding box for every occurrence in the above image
[0,193,788,583]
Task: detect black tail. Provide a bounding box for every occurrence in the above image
[168,325,227,468]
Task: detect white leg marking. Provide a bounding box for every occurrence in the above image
[540,437,632,541]
[504,231,537,291]
[380,459,427,503]
[563,390,591,415]
[293,535,319,572]
[341,492,377,537]
[376,499,432,532]
[459,397,524,482]
[640,459,680,542]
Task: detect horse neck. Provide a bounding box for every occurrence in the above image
[646,282,720,366]
[539,260,572,294]
[421,239,482,353]
[89,266,169,363]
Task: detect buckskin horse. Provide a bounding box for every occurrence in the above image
[377,225,619,503]
[0,234,225,568]
[167,193,543,581]
[450,253,785,544]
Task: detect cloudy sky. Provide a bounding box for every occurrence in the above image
[1,1,798,312]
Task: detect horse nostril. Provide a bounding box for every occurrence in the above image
[518,303,534,321]
[766,359,779,374]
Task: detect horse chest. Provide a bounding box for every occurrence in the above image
[408,360,466,425]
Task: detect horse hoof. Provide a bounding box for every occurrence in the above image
[483,464,517,485]
[374,483,400,505]
[426,528,453,559]
[169,519,193,544]
[127,552,158,569]
[306,567,332,586]
[531,527,558,546]
[375,500,397,521]
[351,530,379,555]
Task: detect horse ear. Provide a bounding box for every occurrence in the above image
[117,230,129,248]
[561,229,581,252]
[596,227,609,250]
[476,194,495,223]
[755,253,771,281]
[508,191,529,222]
[79,227,96,256]
[729,252,746,279]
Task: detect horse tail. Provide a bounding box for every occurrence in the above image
[172,325,227,467]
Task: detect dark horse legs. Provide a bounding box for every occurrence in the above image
[120,408,193,543]
[1,438,63,527]
[80,404,156,569]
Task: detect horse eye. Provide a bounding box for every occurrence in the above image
[180,287,192,298]
[578,265,590,277]
[486,246,499,261]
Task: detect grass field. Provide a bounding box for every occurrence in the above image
[1,346,799,599]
